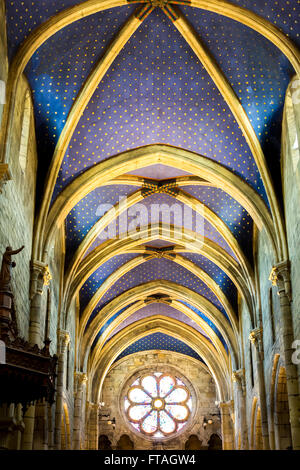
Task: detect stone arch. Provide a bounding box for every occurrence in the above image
[250,397,257,450]
[250,399,263,450]
[254,406,263,450]
[98,434,112,450]
[282,76,300,192]
[41,145,276,262]
[90,317,230,404]
[208,433,222,450]
[116,434,134,450]
[185,434,202,450]
[237,431,241,450]
[274,366,292,450]
[269,353,280,449]
[61,402,71,450]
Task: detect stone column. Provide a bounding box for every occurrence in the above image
[10,404,24,450]
[32,400,48,450]
[21,406,35,450]
[29,261,51,346]
[269,261,300,449]
[87,402,99,450]
[249,327,270,450]
[48,403,54,450]
[54,330,70,450]
[232,369,248,449]
[219,401,234,450]
[0,403,24,450]
[73,372,87,450]
[13,263,51,450]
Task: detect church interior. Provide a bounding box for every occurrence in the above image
[0,0,300,451]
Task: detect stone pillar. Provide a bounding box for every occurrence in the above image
[54,330,70,450]
[29,261,51,346]
[0,403,24,450]
[10,404,24,450]
[232,369,248,449]
[87,402,99,450]
[21,405,35,450]
[73,372,87,450]
[48,403,54,450]
[219,401,234,450]
[249,327,270,450]
[32,400,48,450]
[269,261,300,449]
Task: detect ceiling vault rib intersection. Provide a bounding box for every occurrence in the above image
[77,253,239,343]
[67,223,253,320]
[44,145,276,261]
[63,186,253,301]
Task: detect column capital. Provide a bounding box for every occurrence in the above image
[219,400,234,412]
[30,261,52,296]
[0,163,11,192]
[87,401,101,413]
[74,371,87,385]
[58,329,70,352]
[269,260,291,301]
[232,368,245,386]
[249,327,263,348]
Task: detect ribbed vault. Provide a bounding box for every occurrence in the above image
[1,0,299,403]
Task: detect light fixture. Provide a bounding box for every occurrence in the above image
[99,401,105,407]
[108,417,116,428]
[203,417,213,428]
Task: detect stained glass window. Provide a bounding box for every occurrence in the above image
[125,373,191,438]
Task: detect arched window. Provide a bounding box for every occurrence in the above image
[18,91,31,173]
[268,287,276,344]
[44,288,51,342]
[255,406,263,450]
[249,344,254,388]
[283,77,300,185]
[275,366,292,449]
[66,344,70,391]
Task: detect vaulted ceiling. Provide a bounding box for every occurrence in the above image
[4,0,299,398]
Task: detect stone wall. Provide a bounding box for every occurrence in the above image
[99,351,221,450]
[282,76,300,360]
[238,75,300,447]
[0,0,7,127]
[0,74,37,340]
[238,223,283,448]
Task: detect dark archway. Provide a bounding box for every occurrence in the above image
[208,433,222,450]
[185,435,202,450]
[116,434,134,450]
[98,434,112,450]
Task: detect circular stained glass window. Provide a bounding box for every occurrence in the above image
[124,372,192,438]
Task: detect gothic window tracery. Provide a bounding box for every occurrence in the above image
[124,372,192,438]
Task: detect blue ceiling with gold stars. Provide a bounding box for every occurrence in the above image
[55,8,267,198]
[4,1,299,364]
[85,257,229,324]
[83,192,237,259]
[115,332,204,362]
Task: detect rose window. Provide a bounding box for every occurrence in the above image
[124,373,192,438]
